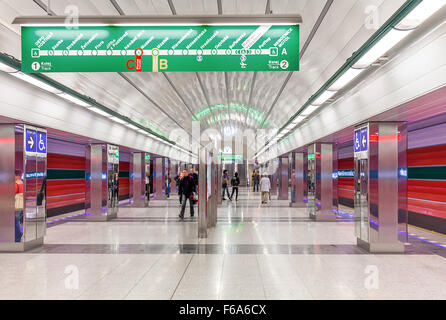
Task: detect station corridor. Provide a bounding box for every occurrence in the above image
[1,188,445,300]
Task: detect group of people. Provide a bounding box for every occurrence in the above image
[221,170,240,201]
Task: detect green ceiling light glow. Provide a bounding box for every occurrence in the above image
[194,103,269,126]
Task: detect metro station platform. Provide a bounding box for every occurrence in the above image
[1,188,446,300]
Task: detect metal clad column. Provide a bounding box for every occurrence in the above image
[278,156,289,200]
[290,152,308,207]
[86,144,107,221]
[152,157,166,200]
[270,158,278,198]
[356,122,407,253]
[311,143,338,221]
[198,147,208,238]
[131,153,147,207]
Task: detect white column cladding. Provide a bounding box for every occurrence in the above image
[278,156,289,200]
[130,153,147,207]
[290,152,308,207]
[355,122,408,253]
[309,143,338,222]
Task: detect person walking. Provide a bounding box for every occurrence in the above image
[260,174,271,204]
[222,170,230,200]
[178,170,195,219]
[14,170,24,242]
[253,170,260,192]
[177,171,184,205]
[230,172,240,201]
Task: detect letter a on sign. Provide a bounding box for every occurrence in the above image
[282,48,287,55]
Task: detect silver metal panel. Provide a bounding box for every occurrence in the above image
[24,154,37,242]
[355,122,407,253]
[86,144,106,221]
[36,155,47,238]
[290,152,307,207]
[269,158,278,197]
[198,147,208,238]
[378,124,399,243]
[131,153,147,207]
[13,14,302,25]
[311,143,337,221]
[0,124,16,243]
[152,157,166,200]
[278,157,289,200]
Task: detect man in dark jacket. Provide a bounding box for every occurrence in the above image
[178,169,195,219]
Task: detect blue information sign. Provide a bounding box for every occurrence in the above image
[36,131,47,155]
[354,126,368,154]
[25,128,37,154]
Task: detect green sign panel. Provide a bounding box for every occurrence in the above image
[218,154,244,162]
[21,24,299,73]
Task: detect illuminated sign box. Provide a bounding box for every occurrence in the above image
[21,24,299,73]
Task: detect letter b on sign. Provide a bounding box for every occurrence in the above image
[160,59,168,70]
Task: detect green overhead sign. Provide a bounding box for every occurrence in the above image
[218,155,244,162]
[21,24,299,73]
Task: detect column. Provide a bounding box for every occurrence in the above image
[130,152,148,207]
[355,122,407,253]
[278,156,289,200]
[85,144,119,221]
[152,157,166,200]
[308,143,338,221]
[0,124,47,251]
[290,151,308,207]
[198,147,208,238]
[269,159,278,198]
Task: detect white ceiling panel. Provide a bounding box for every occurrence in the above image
[39,0,118,15]
[222,0,268,14]
[173,0,218,15]
[115,0,172,15]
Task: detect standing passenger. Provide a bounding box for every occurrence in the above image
[222,170,231,200]
[14,170,24,242]
[230,172,240,201]
[178,170,195,219]
[260,174,271,204]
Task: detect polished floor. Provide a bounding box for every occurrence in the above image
[2,188,446,300]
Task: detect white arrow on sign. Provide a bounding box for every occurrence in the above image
[28,135,34,149]
[362,135,367,148]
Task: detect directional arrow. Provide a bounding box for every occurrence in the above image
[28,135,34,149]
[362,135,367,149]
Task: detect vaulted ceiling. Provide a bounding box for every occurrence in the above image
[0,0,407,152]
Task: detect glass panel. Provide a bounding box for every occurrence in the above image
[24,155,37,241]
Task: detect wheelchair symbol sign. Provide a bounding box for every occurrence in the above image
[36,131,47,156]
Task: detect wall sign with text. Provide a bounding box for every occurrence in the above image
[22,24,299,73]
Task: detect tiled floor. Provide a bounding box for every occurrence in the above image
[2,188,446,300]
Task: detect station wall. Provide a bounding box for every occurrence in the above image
[337,142,446,234]
[46,139,130,217]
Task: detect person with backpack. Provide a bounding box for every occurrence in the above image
[222,169,230,200]
[230,172,240,201]
[14,170,24,243]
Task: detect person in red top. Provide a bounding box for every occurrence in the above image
[14,170,24,242]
